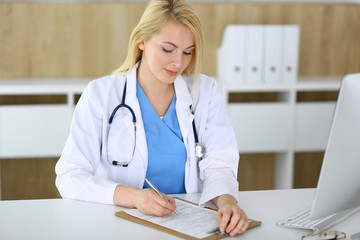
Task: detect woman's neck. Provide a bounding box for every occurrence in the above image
[137,66,175,117]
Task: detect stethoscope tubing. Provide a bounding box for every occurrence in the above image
[106,78,205,166]
[109,81,136,124]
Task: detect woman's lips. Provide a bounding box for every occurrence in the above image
[165,69,177,76]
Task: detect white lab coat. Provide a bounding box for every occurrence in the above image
[55,64,239,206]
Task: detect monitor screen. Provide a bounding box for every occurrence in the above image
[310,73,360,220]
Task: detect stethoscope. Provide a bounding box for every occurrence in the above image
[106,79,206,167]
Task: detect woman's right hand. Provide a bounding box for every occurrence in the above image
[113,185,177,216]
[134,188,177,216]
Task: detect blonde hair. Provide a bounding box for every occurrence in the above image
[113,0,203,89]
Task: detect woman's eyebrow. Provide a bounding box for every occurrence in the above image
[162,41,195,50]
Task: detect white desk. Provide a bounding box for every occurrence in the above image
[0,189,359,240]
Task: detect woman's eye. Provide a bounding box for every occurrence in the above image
[184,51,193,56]
[162,48,173,53]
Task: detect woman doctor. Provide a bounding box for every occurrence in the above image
[55,0,248,236]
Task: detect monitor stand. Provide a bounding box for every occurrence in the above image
[351,232,360,240]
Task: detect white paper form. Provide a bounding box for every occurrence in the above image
[123,199,219,239]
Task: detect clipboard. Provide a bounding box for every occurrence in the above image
[115,197,262,240]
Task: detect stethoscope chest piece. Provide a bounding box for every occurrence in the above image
[195,142,206,158]
[190,105,206,159]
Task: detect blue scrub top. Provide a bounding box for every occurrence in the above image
[136,81,187,194]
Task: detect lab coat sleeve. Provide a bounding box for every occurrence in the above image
[197,78,239,207]
[55,81,118,205]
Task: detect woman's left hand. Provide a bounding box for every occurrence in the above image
[212,194,249,237]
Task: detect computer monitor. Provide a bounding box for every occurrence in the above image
[310,73,360,220]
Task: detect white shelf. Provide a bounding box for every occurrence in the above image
[0,78,94,200]
[221,82,293,92]
[228,103,292,152]
[0,78,93,159]
[220,76,342,189]
[0,78,92,95]
[221,76,342,92]
[0,77,343,191]
[296,76,342,91]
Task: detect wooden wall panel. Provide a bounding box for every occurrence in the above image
[1,158,61,200]
[0,2,359,78]
[294,152,324,189]
[0,2,147,77]
[238,154,275,191]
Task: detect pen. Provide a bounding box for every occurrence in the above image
[207,227,226,235]
[144,177,179,214]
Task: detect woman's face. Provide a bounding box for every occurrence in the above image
[138,20,195,85]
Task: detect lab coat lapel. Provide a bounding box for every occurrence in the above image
[126,66,148,169]
[174,75,194,148]
[124,68,194,171]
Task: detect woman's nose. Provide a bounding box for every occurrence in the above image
[171,53,182,68]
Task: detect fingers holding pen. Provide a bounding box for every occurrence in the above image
[152,192,177,216]
[135,189,177,216]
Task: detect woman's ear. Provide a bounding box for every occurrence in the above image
[138,42,145,50]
